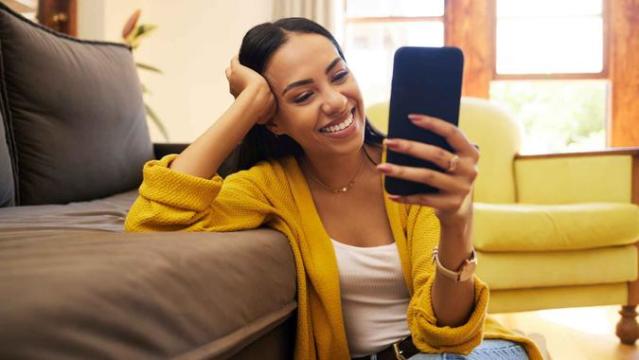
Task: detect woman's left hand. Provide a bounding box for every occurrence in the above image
[377,113,479,226]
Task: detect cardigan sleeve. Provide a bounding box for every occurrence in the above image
[405,205,489,355]
[125,154,280,232]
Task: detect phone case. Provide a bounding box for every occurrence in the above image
[384,46,464,196]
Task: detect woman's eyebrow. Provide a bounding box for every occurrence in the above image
[281,57,343,95]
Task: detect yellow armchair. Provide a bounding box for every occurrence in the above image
[367,97,639,344]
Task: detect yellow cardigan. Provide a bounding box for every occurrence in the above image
[125,154,543,360]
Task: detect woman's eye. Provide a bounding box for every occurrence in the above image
[294,92,313,104]
[332,70,349,82]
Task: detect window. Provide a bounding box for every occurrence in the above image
[344,0,445,106]
[344,0,614,153]
[490,0,607,153]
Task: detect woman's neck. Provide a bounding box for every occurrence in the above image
[301,144,379,191]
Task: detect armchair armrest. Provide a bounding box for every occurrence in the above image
[513,147,639,204]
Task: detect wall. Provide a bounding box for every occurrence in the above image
[77,0,274,142]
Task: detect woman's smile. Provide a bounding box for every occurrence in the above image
[318,107,359,139]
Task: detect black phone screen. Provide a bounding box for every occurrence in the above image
[384,46,464,196]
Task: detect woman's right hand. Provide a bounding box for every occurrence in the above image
[225,56,276,125]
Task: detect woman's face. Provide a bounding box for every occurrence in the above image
[264,33,366,158]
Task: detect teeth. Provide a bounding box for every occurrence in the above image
[320,113,354,133]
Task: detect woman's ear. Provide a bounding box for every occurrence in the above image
[265,118,285,136]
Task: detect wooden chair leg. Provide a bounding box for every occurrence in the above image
[617,305,639,345]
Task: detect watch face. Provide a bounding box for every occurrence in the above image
[459,260,477,282]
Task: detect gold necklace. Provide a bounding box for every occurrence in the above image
[306,149,367,194]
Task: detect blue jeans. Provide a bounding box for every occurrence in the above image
[407,340,529,360]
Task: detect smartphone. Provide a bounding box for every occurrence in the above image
[384,46,464,196]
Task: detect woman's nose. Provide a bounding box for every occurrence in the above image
[320,87,348,115]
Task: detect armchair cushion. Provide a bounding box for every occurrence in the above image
[477,245,637,290]
[473,202,639,252]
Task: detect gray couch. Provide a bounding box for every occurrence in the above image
[0,3,296,359]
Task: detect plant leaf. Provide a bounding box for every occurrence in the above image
[122,9,141,39]
[133,24,158,40]
[136,62,163,74]
[144,103,169,141]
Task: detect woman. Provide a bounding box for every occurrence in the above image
[126,18,542,360]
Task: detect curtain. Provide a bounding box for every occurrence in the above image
[272,0,344,36]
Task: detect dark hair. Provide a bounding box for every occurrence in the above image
[234,17,385,171]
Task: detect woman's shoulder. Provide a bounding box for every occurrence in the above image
[227,155,298,184]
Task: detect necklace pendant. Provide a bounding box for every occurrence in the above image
[339,186,348,193]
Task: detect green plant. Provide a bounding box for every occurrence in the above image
[122,10,169,141]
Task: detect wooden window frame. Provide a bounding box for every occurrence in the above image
[343,3,447,43]
[345,0,638,147]
[491,0,609,81]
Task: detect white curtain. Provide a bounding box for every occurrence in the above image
[272,0,344,36]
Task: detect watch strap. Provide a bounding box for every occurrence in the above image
[432,247,477,282]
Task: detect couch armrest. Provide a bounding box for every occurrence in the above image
[513,147,639,204]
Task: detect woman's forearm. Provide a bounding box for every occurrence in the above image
[431,214,476,327]
[170,84,273,179]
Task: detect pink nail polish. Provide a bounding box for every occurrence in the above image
[377,164,392,173]
[384,139,399,149]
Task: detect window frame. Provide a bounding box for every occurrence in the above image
[344,0,638,147]
[491,0,609,80]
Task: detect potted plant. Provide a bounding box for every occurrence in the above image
[122,9,169,141]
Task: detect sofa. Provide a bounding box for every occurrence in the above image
[0,3,297,359]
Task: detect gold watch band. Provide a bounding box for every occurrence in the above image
[432,247,477,282]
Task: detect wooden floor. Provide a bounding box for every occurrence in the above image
[491,306,639,360]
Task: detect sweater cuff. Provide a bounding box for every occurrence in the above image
[139,154,223,211]
[407,275,489,355]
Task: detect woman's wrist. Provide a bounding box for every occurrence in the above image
[238,83,275,122]
[437,215,474,270]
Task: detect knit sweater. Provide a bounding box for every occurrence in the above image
[125,154,543,360]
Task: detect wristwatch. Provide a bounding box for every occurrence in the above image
[432,247,477,282]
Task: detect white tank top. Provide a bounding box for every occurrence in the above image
[330,238,411,357]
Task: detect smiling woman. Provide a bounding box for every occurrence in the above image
[125,17,543,360]
[234,18,385,173]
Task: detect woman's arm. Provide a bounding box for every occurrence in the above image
[377,113,480,327]
[170,56,276,179]
[125,57,279,233]
[431,201,475,326]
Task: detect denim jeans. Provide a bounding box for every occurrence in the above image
[405,340,529,360]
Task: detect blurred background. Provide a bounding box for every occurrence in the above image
[5,0,637,154]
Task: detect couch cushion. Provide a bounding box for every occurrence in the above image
[473,202,639,252]
[0,111,14,207]
[477,245,638,290]
[0,3,153,205]
[0,229,297,359]
[0,189,137,232]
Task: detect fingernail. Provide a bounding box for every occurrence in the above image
[377,163,392,173]
[409,114,430,124]
[383,139,399,149]
[408,114,420,122]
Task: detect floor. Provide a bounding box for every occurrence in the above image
[491,306,639,360]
